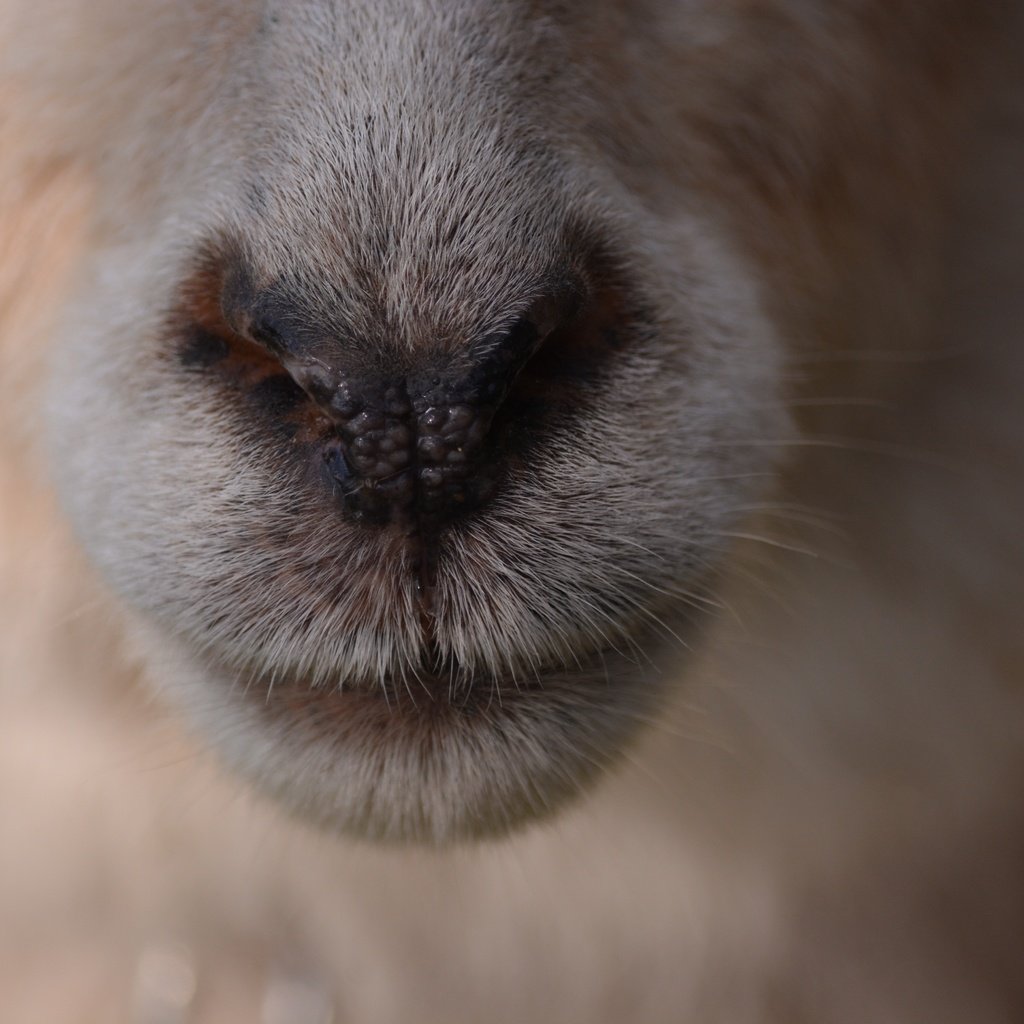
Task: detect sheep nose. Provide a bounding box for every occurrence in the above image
[265,315,548,529]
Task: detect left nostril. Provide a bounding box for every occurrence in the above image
[323,444,354,489]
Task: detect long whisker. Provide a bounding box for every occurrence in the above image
[788,346,971,364]
[718,530,828,562]
[709,435,967,470]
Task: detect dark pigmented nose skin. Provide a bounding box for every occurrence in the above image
[251,314,546,530]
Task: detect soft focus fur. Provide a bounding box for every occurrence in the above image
[2,1,1023,1020]
[12,0,796,839]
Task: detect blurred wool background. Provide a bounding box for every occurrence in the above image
[2,8,1024,1024]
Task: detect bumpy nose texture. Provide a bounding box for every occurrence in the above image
[300,317,543,529]
[319,384,496,528]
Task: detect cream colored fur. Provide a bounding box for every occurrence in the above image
[2,1,1023,1020]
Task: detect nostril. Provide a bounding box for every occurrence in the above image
[177,245,634,531]
[323,444,354,488]
[468,316,542,394]
[247,318,284,354]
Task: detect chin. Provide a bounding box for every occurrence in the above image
[146,629,683,842]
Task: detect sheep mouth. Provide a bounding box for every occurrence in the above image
[174,631,679,843]
[252,650,599,713]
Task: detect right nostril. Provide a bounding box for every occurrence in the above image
[467,317,542,395]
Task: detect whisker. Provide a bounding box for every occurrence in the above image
[729,505,850,540]
[788,346,970,364]
[607,560,727,614]
[782,396,892,410]
[709,435,966,470]
[719,530,827,562]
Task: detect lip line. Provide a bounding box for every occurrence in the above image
[219,642,628,713]
[198,591,700,714]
